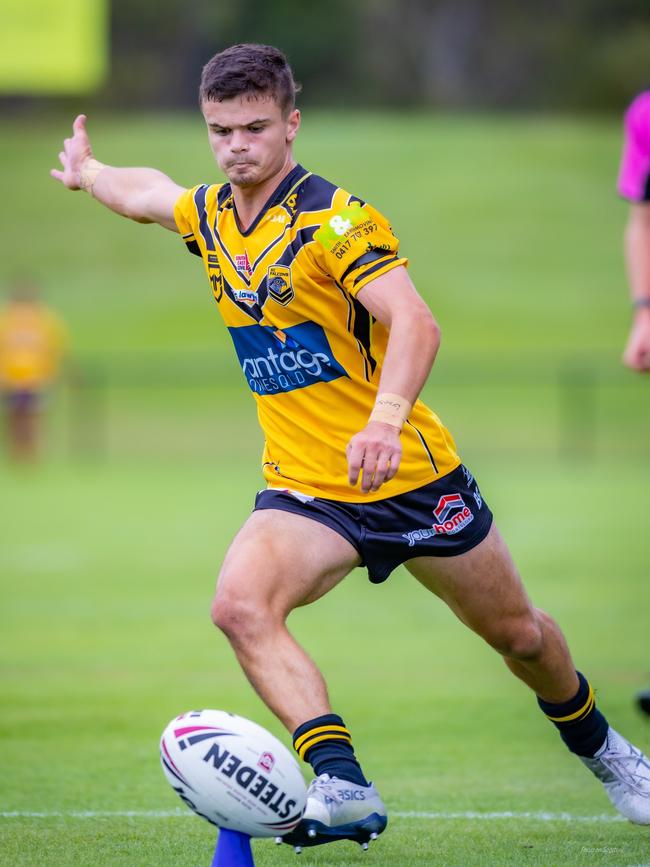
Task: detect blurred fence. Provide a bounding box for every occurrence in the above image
[34,356,649,466]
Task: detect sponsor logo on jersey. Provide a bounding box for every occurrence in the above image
[228,321,347,395]
[267,265,294,306]
[235,251,253,275]
[402,493,474,547]
[315,201,382,261]
[232,288,259,307]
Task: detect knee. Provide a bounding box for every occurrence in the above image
[211,592,263,645]
[487,613,544,660]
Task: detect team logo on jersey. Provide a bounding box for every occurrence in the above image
[267,265,294,306]
[228,321,347,396]
[235,251,253,276]
[401,493,474,547]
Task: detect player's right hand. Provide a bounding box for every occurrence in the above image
[50,115,94,190]
[623,311,650,372]
[346,420,403,494]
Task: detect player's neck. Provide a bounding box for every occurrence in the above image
[232,155,297,232]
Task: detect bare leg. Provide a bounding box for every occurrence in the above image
[8,404,39,460]
[406,523,578,702]
[211,509,361,731]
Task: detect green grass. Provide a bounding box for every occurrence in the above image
[1,110,650,864]
[1,458,649,865]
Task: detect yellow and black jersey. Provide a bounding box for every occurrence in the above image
[174,164,460,502]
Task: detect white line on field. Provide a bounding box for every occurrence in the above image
[0,809,625,823]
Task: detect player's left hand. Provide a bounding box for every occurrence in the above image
[346,421,402,493]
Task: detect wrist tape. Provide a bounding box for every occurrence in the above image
[369,392,412,429]
[79,158,106,196]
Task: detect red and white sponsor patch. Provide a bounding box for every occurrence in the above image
[432,493,473,535]
[402,493,474,546]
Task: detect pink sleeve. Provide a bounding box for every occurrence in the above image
[617,91,650,202]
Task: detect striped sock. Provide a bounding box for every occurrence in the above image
[537,671,609,758]
[293,713,368,786]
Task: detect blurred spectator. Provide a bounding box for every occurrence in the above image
[618,90,650,372]
[617,91,650,717]
[0,280,67,460]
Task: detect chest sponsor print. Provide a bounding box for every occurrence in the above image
[228,321,347,396]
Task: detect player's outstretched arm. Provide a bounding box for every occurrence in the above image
[50,115,185,232]
[346,266,441,494]
[622,203,650,371]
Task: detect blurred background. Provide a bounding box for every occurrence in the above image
[1,3,650,862]
[1,0,649,465]
[0,0,650,468]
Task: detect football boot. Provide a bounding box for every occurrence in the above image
[580,727,650,824]
[278,774,387,851]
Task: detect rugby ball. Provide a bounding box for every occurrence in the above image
[160,709,306,837]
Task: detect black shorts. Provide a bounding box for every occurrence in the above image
[253,464,493,584]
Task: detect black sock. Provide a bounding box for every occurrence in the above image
[293,713,368,786]
[537,671,609,758]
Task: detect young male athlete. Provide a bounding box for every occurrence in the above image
[52,44,650,850]
[617,90,650,717]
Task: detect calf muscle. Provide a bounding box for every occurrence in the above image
[406,524,579,703]
[211,510,360,731]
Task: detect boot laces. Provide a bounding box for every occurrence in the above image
[602,743,650,794]
[308,774,345,804]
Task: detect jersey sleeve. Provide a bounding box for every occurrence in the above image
[617,91,650,202]
[311,199,407,297]
[173,184,210,257]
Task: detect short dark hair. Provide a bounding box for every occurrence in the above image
[200,44,300,115]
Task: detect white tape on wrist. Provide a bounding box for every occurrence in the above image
[79,158,107,196]
[369,392,412,429]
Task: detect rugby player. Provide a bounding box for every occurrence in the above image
[617,90,650,717]
[52,44,650,849]
[0,281,66,460]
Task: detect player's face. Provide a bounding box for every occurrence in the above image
[202,94,300,189]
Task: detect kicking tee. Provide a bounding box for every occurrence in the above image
[618,90,650,202]
[174,164,460,502]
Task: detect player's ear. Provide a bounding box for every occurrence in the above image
[286,109,300,144]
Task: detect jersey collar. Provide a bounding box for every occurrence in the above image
[229,163,310,237]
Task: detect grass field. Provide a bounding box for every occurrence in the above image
[1,110,650,865]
